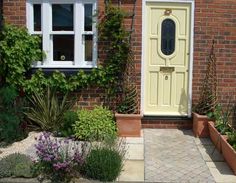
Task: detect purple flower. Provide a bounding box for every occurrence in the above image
[43,157,51,162]
[34,132,86,181]
[53,162,70,170]
[64,139,69,144]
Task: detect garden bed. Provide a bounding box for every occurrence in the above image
[0,177,100,183]
[0,132,39,160]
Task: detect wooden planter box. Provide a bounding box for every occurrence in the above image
[221,135,236,175]
[115,113,142,137]
[192,112,209,137]
[208,121,222,153]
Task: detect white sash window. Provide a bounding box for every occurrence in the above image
[26,0,97,68]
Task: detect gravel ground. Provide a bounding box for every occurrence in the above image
[0,131,40,160]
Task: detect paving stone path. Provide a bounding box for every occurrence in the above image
[144,129,215,183]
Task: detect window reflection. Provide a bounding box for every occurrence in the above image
[33,4,41,31]
[84,4,93,31]
[161,19,175,55]
[52,4,73,31]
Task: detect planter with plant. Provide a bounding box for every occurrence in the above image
[115,84,142,137]
[208,121,223,152]
[221,131,236,175]
[207,103,233,152]
[98,3,142,137]
[193,40,217,137]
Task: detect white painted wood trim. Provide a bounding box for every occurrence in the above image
[188,1,195,118]
[26,2,33,33]
[141,0,195,117]
[26,0,97,68]
[74,1,80,66]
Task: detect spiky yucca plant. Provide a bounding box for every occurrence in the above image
[25,87,75,131]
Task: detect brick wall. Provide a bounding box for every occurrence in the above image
[193,0,236,104]
[2,0,236,123]
[3,0,26,26]
[193,0,236,126]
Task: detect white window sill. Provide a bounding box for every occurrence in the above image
[32,65,97,69]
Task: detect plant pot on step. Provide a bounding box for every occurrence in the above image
[208,121,222,153]
[192,112,209,137]
[115,113,142,137]
[221,135,236,175]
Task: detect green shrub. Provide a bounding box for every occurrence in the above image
[58,110,78,137]
[227,131,236,150]
[73,106,117,141]
[0,24,42,87]
[82,139,125,181]
[25,87,75,131]
[0,157,12,178]
[0,86,26,144]
[0,153,34,178]
[208,104,233,135]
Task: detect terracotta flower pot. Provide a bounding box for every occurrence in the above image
[115,113,142,137]
[192,112,209,137]
[221,135,236,175]
[208,121,222,153]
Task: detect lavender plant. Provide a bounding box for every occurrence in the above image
[34,132,87,183]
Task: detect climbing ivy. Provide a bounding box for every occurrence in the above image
[0,4,130,103]
[0,24,42,87]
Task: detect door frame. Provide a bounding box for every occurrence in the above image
[141,0,195,117]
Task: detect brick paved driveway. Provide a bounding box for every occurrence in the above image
[144,129,215,183]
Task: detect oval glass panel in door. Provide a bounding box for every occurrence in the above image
[161,19,176,55]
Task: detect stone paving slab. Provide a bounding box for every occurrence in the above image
[144,129,215,183]
[118,160,144,182]
[207,162,236,183]
[195,137,236,183]
[197,144,224,162]
[125,143,144,160]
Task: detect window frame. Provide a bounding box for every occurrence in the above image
[26,0,97,68]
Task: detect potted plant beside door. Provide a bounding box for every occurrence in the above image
[222,131,236,175]
[115,83,142,137]
[193,40,217,137]
[98,3,142,137]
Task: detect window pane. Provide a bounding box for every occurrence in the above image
[33,4,41,31]
[161,19,175,55]
[53,35,74,61]
[52,4,73,31]
[85,35,93,61]
[84,4,93,31]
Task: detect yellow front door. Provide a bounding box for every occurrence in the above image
[144,2,191,116]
